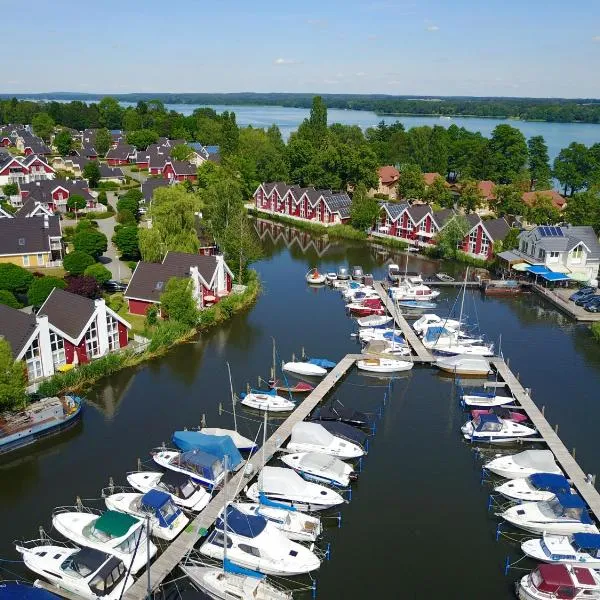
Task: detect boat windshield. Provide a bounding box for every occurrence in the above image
[540,498,583,520]
[159,501,179,523]
[116,527,143,554]
[61,557,94,578]
[89,561,126,597]
[178,480,197,499]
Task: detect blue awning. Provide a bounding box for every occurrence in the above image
[526,265,550,275]
[541,272,571,282]
[216,505,267,538]
[529,473,570,494]
[173,431,242,470]
[573,533,600,550]
[141,489,170,510]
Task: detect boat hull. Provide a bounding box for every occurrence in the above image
[357,359,413,373]
[521,538,600,568]
[282,362,327,377]
[245,483,343,512]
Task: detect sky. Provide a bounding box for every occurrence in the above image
[3,0,600,98]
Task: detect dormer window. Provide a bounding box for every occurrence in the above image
[18,237,25,246]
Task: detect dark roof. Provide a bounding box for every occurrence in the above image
[80,144,98,158]
[141,178,170,202]
[21,154,52,169]
[407,204,432,223]
[0,304,37,356]
[0,215,61,255]
[381,202,409,221]
[106,143,134,160]
[324,193,351,218]
[99,164,124,178]
[482,217,510,241]
[166,160,196,175]
[38,288,95,341]
[432,208,456,227]
[162,251,222,283]
[20,179,94,203]
[14,197,53,218]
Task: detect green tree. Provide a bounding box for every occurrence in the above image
[434,215,470,258]
[27,276,66,307]
[98,97,123,129]
[116,209,137,225]
[83,161,101,187]
[122,108,143,132]
[73,229,108,260]
[171,144,194,161]
[494,184,527,217]
[564,189,600,232]
[2,183,18,196]
[425,176,454,208]
[199,179,242,242]
[196,161,224,190]
[95,128,112,156]
[350,184,379,230]
[117,194,140,217]
[160,277,199,328]
[54,130,73,155]
[112,225,140,259]
[502,228,521,251]
[138,227,163,262]
[458,179,484,213]
[84,263,112,285]
[221,210,263,283]
[526,193,561,224]
[67,194,86,214]
[97,191,108,206]
[126,129,159,150]
[0,263,34,293]
[553,142,592,196]
[527,136,552,191]
[0,337,27,410]
[298,96,328,148]
[397,163,425,200]
[286,137,315,186]
[32,112,55,142]
[0,290,21,309]
[489,124,528,183]
[220,111,239,156]
[63,251,94,275]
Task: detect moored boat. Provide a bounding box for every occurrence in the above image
[495,473,571,502]
[357,357,414,373]
[435,273,455,282]
[268,380,314,394]
[396,299,438,309]
[325,272,337,283]
[413,314,461,335]
[461,390,515,408]
[484,449,562,479]
[522,533,600,568]
[305,268,326,285]
[356,314,393,328]
[310,405,369,428]
[152,449,226,489]
[516,563,600,600]
[461,413,537,443]
[240,390,295,412]
[470,407,528,423]
[280,452,356,487]
[351,266,364,281]
[337,266,350,280]
[0,581,62,600]
[435,355,492,376]
[286,421,364,458]
[282,361,327,377]
[199,428,258,452]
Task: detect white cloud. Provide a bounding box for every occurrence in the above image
[426,25,439,31]
[273,58,301,66]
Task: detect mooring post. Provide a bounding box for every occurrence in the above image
[201,413,206,428]
[554,423,559,435]
[541,405,545,416]
[137,457,142,471]
[572,448,576,459]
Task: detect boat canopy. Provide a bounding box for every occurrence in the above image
[173,431,242,470]
[93,511,138,538]
[179,450,224,480]
[290,422,334,446]
[161,470,194,491]
[223,558,265,579]
[250,388,277,396]
[298,453,347,478]
[474,413,503,432]
[308,358,336,369]
[549,494,593,523]
[529,473,570,494]
[258,491,296,511]
[512,450,558,471]
[534,564,573,594]
[141,489,171,511]
[259,466,310,495]
[318,420,368,446]
[573,533,600,554]
[382,331,405,344]
[216,505,267,538]
[0,582,63,600]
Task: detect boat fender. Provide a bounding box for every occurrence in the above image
[239,392,246,399]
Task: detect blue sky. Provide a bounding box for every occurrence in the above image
[3,0,600,97]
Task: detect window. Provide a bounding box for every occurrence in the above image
[238,544,261,558]
[84,319,100,358]
[107,315,120,351]
[25,335,43,380]
[550,251,560,258]
[37,253,44,266]
[419,220,427,233]
[469,230,478,253]
[22,255,30,267]
[316,203,322,221]
[571,247,584,262]
[50,332,65,368]
[300,201,305,218]
[538,248,546,260]
[480,237,490,257]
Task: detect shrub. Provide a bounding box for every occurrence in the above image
[73,229,108,260]
[84,263,112,285]
[65,275,102,299]
[116,209,136,225]
[2,183,18,196]
[27,277,66,307]
[63,251,95,275]
[0,263,35,293]
[148,320,190,352]
[107,293,124,313]
[145,304,159,327]
[0,289,22,309]
[327,224,367,241]
[98,191,108,206]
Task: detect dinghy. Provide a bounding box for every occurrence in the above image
[522,533,600,568]
[470,407,529,423]
[153,449,226,489]
[16,543,135,600]
[126,470,211,511]
[461,390,515,408]
[199,428,258,452]
[461,413,537,443]
[51,508,156,574]
[305,268,326,285]
[357,357,413,373]
[502,494,599,535]
[325,272,337,283]
[234,500,322,542]
[104,489,188,540]
[286,421,364,458]
[240,389,295,412]
[200,505,321,576]
[517,564,600,600]
[356,314,393,328]
[495,473,571,503]
[246,467,345,511]
[435,355,491,376]
[282,361,327,377]
[268,380,314,394]
[484,450,562,479]
[435,273,455,282]
[311,405,369,428]
[280,452,356,487]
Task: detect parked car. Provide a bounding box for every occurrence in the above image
[569,286,596,302]
[583,296,600,312]
[575,292,599,306]
[104,280,127,293]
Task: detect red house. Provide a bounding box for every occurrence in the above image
[19,179,97,212]
[162,160,197,182]
[106,143,135,166]
[0,136,12,147]
[457,214,510,260]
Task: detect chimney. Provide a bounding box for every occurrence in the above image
[43,214,49,229]
[36,181,40,186]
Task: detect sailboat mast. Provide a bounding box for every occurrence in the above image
[223,455,229,567]
[227,362,237,432]
[272,337,276,380]
[458,267,469,327]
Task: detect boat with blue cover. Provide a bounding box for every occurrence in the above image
[153,448,226,489]
[461,413,537,443]
[522,532,600,568]
[0,581,60,600]
[495,473,572,502]
[172,431,243,471]
[0,395,83,455]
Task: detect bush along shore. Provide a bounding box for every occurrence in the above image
[36,272,261,397]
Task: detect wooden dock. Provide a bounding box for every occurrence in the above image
[122,354,359,600]
[491,358,600,517]
[530,284,600,323]
[373,282,433,362]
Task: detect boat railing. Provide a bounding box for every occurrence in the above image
[101,485,138,498]
[52,504,103,517]
[15,535,77,551]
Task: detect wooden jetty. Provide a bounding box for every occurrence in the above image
[530,283,600,323]
[373,282,433,362]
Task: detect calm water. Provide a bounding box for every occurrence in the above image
[2,224,600,599]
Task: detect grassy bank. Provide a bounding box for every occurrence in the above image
[591,323,600,343]
[420,246,491,268]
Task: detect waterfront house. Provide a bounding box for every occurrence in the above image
[18,179,99,213]
[0,154,55,187]
[124,251,234,316]
[106,143,135,166]
[458,214,510,260]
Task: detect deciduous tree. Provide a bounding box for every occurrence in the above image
[0,264,34,293]
[73,229,108,260]
[425,176,454,208]
[63,251,94,275]
[350,184,380,230]
[126,129,159,150]
[564,189,600,232]
[95,128,112,156]
[54,130,73,155]
[489,124,528,183]
[32,112,55,142]
[458,179,484,213]
[160,277,199,328]
[67,194,86,214]
[83,161,101,187]
[526,193,561,224]
[171,144,194,161]
[112,225,140,259]
[494,184,527,217]
[527,136,552,191]
[397,163,425,200]
[65,275,101,299]
[27,276,66,307]
[0,337,27,410]
[434,215,470,259]
[553,142,592,196]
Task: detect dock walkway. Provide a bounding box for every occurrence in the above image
[492,358,600,517]
[373,282,433,362]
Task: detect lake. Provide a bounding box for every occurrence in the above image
[2,224,600,599]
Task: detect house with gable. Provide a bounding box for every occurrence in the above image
[458,214,510,260]
[0,154,55,187]
[375,202,447,245]
[106,143,135,166]
[18,179,99,213]
[162,160,197,182]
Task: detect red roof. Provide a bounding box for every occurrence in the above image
[477,180,496,201]
[378,166,399,186]
[522,190,566,210]
[423,172,444,186]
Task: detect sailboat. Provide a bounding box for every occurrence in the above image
[240,389,295,412]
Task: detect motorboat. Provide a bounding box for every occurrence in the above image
[16,542,135,600]
[351,266,364,281]
[0,581,62,600]
[280,452,356,487]
[199,505,321,576]
[240,389,295,412]
[358,328,405,344]
[362,340,411,357]
[461,413,537,443]
[470,407,528,423]
[501,494,599,535]
[172,431,243,471]
[435,355,491,376]
[347,303,384,318]
[305,268,326,285]
[282,361,327,377]
[316,420,369,448]
[311,405,369,428]
[325,272,337,283]
[484,450,562,479]
[153,449,226,489]
[245,467,345,511]
[413,314,461,335]
[344,290,380,304]
[286,421,364,458]
[522,533,600,568]
[495,473,571,502]
[51,508,156,574]
[396,300,438,309]
[180,561,292,600]
[356,314,392,328]
[268,380,314,394]
[422,326,484,350]
[387,263,401,283]
[199,428,258,452]
[126,470,211,511]
[461,390,515,408]
[434,343,494,357]
[357,357,414,373]
[516,563,600,600]
[337,266,350,280]
[388,283,440,302]
[435,273,455,282]
[234,500,322,542]
[103,489,188,541]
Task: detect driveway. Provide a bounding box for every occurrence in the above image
[122,166,148,184]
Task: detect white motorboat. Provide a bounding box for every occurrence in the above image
[337,266,350,280]
[357,357,414,373]
[305,268,326,285]
[126,470,211,511]
[282,361,327,377]
[494,473,571,502]
[245,466,344,511]
[484,450,562,479]
[16,542,135,600]
[389,282,440,301]
[358,328,405,344]
[422,326,483,350]
[461,414,537,443]
[343,288,379,303]
[240,390,295,412]
[200,505,321,576]
[325,272,337,283]
[434,343,494,357]
[387,263,401,282]
[356,314,392,328]
[51,508,156,575]
[233,501,322,542]
[103,489,188,541]
[152,449,226,489]
[200,428,258,452]
[413,313,461,334]
[286,421,364,459]
[435,355,491,376]
[180,562,292,600]
[516,564,600,600]
[461,391,515,408]
[502,494,599,535]
[280,452,356,487]
[522,533,600,568]
[362,340,411,357]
